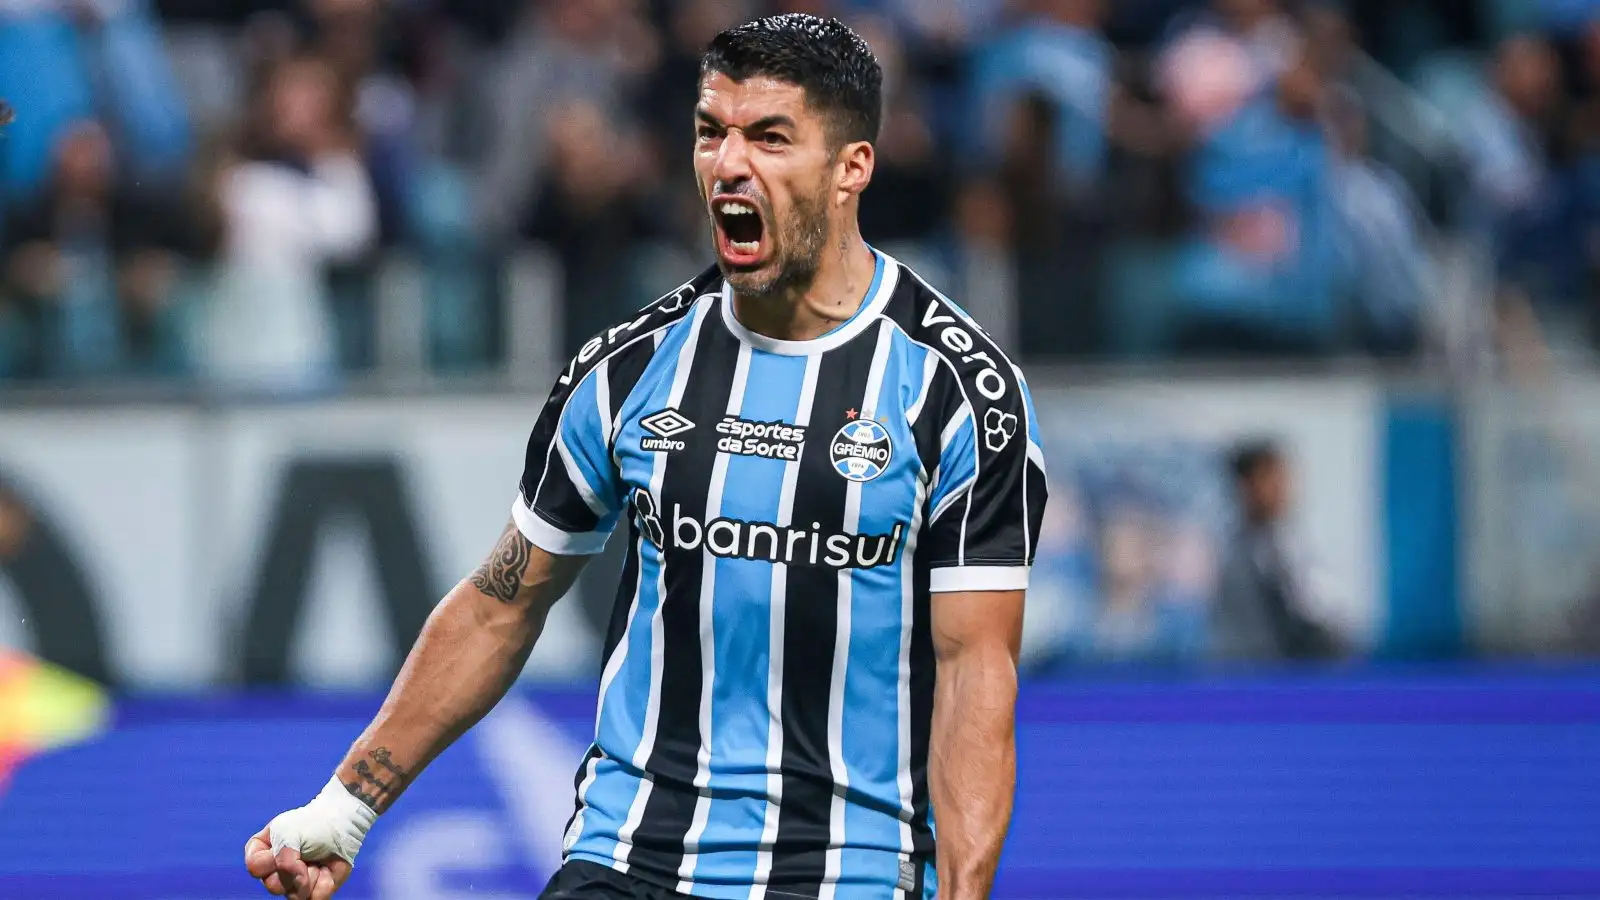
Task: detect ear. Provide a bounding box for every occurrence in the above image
[835,140,874,198]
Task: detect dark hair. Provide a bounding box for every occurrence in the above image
[1227,438,1282,482]
[700,14,882,147]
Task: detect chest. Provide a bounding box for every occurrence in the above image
[611,340,928,551]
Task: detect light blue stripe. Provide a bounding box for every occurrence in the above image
[840,330,922,890]
[1019,377,1042,448]
[576,311,702,858]
[689,349,807,888]
[567,756,632,862]
[558,369,620,524]
[930,417,977,515]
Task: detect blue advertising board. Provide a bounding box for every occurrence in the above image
[2,667,1597,899]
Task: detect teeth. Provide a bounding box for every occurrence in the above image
[729,240,759,254]
[719,202,754,216]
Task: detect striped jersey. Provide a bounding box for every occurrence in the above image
[513,249,1047,899]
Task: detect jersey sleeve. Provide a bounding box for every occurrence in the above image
[922,368,1048,593]
[513,357,627,556]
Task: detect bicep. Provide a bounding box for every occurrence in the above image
[931,589,1025,664]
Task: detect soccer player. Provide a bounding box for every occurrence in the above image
[245,14,1046,900]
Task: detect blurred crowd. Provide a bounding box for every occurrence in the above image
[2,0,1600,387]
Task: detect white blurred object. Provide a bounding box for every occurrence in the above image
[196,154,377,389]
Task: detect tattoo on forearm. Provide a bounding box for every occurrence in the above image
[343,746,411,811]
[469,522,533,603]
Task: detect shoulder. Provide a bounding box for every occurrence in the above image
[550,265,722,397]
[882,259,1030,424]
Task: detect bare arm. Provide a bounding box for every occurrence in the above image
[929,589,1024,900]
[334,522,588,812]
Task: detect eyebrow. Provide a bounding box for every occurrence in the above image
[695,109,797,132]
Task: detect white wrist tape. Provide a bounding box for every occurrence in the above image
[267,776,380,865]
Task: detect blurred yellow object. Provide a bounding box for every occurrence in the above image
[0,650,109,754]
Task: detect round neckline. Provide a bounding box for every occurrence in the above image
[719,248,898,356]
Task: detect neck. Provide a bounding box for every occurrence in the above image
[732,229,877,343]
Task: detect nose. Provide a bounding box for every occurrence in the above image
[711,129,754,187]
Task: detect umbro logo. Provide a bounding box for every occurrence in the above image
[640,409,694,452]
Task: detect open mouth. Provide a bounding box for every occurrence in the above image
[713,197,766,265]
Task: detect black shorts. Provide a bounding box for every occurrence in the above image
[537,860,691,900]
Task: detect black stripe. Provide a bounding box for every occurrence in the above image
[878,260,918,334]
[768,334,883,897]
[626,316,743,881]
[532,449,602,533]
[923,492,970,568]
[908,544,937,871]
[606,340,658,449]
[910,364,958,481]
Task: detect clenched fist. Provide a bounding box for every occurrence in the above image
[244,778,377,899]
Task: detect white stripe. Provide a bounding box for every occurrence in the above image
[615,297,713,867]
[821,321,897,897]
[896,477,926,894]
[1019,415,1031,563]
[677,342,752,892]
[749,354,822,898]
[929,565,1031,593]
[904,351,941,428]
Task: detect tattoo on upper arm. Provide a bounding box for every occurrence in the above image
[343,746,411,811]
[469,522,534,603]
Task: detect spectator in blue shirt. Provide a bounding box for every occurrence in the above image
[0,0,189,198]
[1174,47,1343,356]
[967,0,1113,195]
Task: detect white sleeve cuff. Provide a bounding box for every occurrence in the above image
[929,565,1030,593]
[512,494,612,556]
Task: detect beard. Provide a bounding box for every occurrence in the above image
[712,179,830,300]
